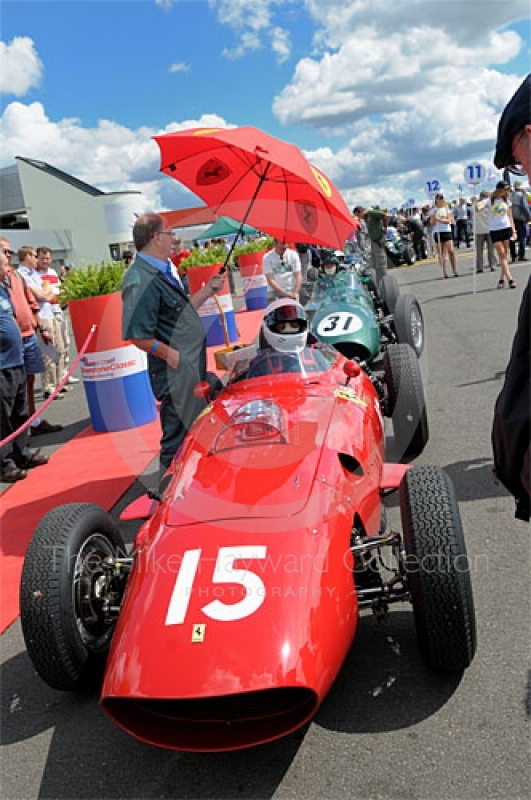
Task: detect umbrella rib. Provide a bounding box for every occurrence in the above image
[321,193,346,249]
[211,144,274,209]
[222,162,272,268]
[281,167,290,241]
[163,139,266,179]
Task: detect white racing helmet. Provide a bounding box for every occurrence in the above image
[262,298,308,354]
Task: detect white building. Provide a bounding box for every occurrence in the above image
[0,157,143,268]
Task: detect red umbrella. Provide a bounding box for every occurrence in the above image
[154,126,354,249]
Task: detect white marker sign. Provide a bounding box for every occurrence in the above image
[464,164,486,185]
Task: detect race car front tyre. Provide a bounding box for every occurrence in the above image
[383,343,429,460]
[400,465,477,672]
[393,293,424,356]
[20,503,126,692]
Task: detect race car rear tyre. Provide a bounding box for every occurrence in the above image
[393,293,424,356]
[365,267,379,294]
[400,465,477,672]
[379,274,400,315]
[404,246,416,265]
[383,343,429,460]
[20,503,126,692]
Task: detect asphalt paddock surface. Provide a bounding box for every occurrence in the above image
[1,253,530,800]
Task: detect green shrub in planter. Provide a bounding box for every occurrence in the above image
[233,237,274,259]
[59,261,126,303]
[180,244,229,271]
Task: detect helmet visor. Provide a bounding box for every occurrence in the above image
[265,304,307,334]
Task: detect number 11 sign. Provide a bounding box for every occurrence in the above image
[464,164,486,185]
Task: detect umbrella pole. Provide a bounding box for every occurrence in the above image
[222,166,271,269]
[213,294,230,347]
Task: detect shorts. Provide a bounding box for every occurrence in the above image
[23,333,45,375]
[434,232,453,243]
[490,227,512,244]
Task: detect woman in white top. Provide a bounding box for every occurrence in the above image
[429,194,458,278]
[478,181,517,289]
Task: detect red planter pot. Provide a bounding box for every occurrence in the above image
[68,292,156,432]
[187,264,237,346]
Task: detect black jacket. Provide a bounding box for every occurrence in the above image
[492,277,530,521]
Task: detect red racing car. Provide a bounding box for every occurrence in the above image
[20,342,476,752]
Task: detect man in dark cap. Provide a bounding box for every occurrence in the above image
[491,73,530,522]
[494,73,530,177]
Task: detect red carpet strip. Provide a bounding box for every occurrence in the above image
[0,420,161,634]
[0,306,265,634]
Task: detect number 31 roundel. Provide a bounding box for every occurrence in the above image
[316,312,363,338]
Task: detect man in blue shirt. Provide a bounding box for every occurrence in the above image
[0,239,48,481]
[122,214,225,481]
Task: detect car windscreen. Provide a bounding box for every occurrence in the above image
[312,270,363,299]
[246,346,336,379]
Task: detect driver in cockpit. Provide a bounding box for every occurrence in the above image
[315,254,347,288]
[243,299,327,378]
[261,298,309,353]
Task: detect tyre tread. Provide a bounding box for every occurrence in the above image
[400,466,476,671]
[20,503,124,691]
[384,343,429,460]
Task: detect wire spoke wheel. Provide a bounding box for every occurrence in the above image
[73,533,118,648]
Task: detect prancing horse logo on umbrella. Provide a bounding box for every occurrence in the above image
[197,158,232,186]
[296,200,318,235]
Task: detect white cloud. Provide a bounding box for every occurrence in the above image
[304,0,530,49]
[211,0,273,32]
[193,1,529,203]
[274,28,523,130]
[222,31,262,60]
[0,37,43,96]
[270,26,291,64]
[0,101,232,210]
[169,61,190,73]
[270,1,529,203]
[212,0,293,63]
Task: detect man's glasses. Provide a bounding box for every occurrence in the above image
[506,163,526,176]
[1,248,13,257]
[157,230,175,238]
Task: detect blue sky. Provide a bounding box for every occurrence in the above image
[1,1,530,214]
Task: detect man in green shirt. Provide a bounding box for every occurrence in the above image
[365,205,389,285]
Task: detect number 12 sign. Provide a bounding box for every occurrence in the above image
[464,164,486,185]
[425,179,442,197]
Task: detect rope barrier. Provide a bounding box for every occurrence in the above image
[0,324,97,449]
